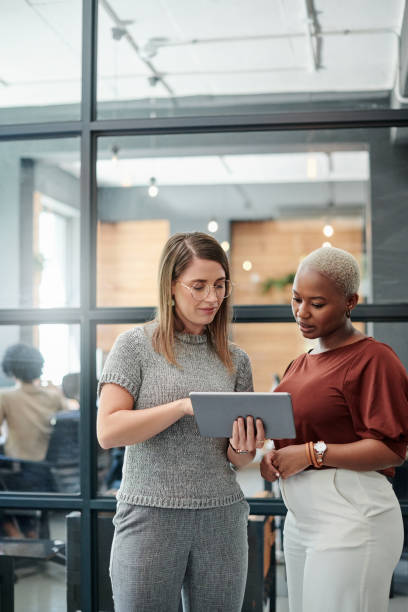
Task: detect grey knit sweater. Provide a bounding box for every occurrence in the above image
[98,322,253,509]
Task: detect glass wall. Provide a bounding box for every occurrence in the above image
[96,0,407,119]
[0,2,407,610]
[96,127,408,308]
[0,1,82,124]
[0,507,75,612]
[0,139,80,309]
[0,324,80,495]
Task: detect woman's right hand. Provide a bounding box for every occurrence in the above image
[181,397,194,416]
[98,384,195,448]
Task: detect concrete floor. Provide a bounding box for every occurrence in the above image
[12,560,408,612]
[9,494,408,612]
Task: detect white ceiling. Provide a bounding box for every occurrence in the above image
[97,0,406,101]
[0,0,406,108]
[61,150,369,187]
[61,149,369,219]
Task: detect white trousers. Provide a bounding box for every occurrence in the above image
[279,469,403,612]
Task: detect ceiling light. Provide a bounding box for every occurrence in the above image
[111,145,119,165]
[323,224,334,237]
[242,260,252,271]
[148,177,159,198]
[207,219,218,233]
[221,241,230,252]
[322,242,332,248]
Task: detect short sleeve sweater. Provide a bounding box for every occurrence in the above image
[98,323,254,508]
[274,337,408,477]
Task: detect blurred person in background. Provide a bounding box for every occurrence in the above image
[0,343,66,536]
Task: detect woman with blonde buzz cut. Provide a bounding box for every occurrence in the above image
[261,246,408,612]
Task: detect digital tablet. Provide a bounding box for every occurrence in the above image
[190,391,296,439]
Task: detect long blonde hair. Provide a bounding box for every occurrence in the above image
[151,232,234,371]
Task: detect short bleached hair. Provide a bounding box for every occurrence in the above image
[297,247,360,296]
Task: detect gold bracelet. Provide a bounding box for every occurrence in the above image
[305,442,313,466]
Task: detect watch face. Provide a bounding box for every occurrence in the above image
[315,441,326,453]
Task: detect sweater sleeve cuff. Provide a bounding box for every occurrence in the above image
[97,372,139,403]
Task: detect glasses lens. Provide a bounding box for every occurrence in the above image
[189,280,232,301]
[222,280,232,298]
[214,280,232,299]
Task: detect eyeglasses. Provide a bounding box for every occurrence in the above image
[178,280,233,302]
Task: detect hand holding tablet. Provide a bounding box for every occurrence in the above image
[189,391,296,439]
[229,415,266,455]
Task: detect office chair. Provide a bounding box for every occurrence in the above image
[0,409,80,496]
[0,410,80,567]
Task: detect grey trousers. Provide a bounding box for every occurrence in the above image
[109,499,250,612]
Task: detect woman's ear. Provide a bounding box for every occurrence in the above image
[347,293,359,313]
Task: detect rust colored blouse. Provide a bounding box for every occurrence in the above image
[274,337,408,477]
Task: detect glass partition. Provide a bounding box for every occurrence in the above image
[0,508,74,612]
[96,127,408,306]
[0,1,82,124]
[0,324,80,495]
[97,0,407,120]
[96,130,370,306]
[97,129,408,306]
[0,138,80,309]
[96,324,138,496]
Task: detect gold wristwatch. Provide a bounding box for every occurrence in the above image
[313,441,327,466]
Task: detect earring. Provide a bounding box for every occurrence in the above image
[171,298,175,307]
[346,308,351,318]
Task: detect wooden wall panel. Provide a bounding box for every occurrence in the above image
[231,218,364,391]
[97,219,169,307]
[231,218,363,305]
[232,321,364,392]
[232,323,311,391]
[97,324,140,357]
[97,219,169,359]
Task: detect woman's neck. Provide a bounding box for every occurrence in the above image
[314,323,364,354]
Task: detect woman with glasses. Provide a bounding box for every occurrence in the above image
[97,232,264,612]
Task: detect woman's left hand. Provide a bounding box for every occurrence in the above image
[272,444,310,479]
[229,416,266,454]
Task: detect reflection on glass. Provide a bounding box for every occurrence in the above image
[97,1,406,119]
[0,325,80,494]
[0,139,80,309]
[0,0,82,124]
